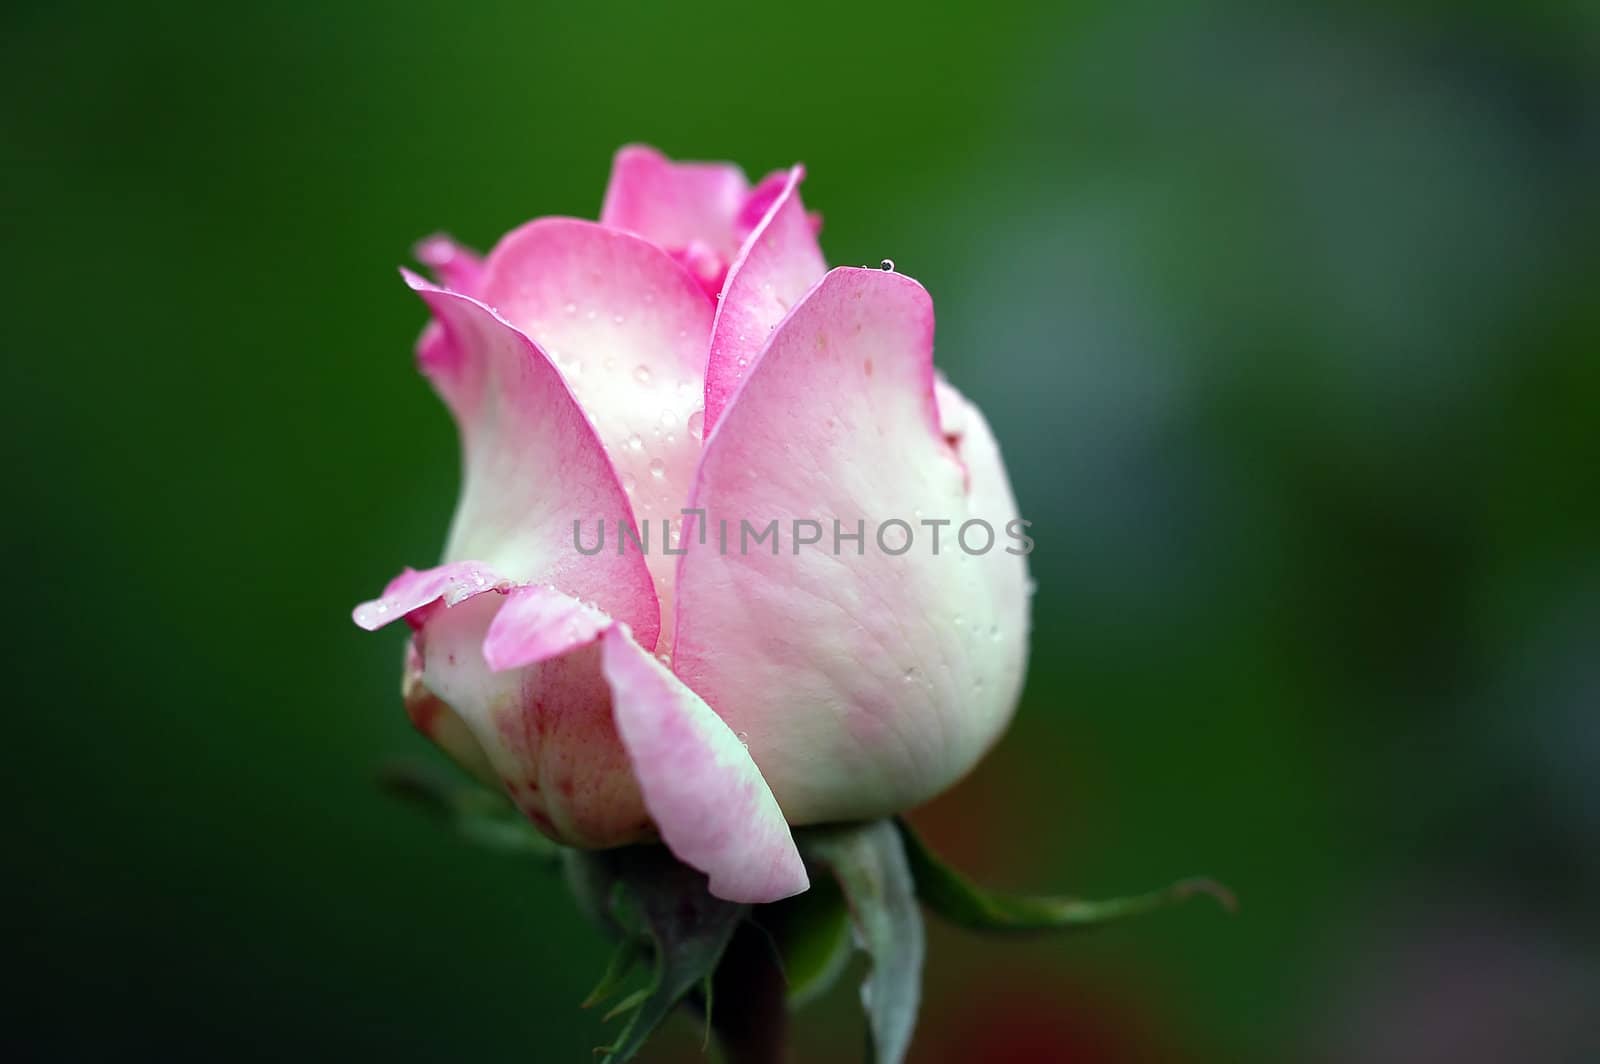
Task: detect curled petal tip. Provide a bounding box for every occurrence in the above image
[398,265,433,291]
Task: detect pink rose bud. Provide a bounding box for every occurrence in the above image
[354,146,1032,903]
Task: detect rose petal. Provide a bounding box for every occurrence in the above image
[413,233,484,295]
[672,268,1032,824]
[475,218,714,646]
[416,590,647,848]
[402,270,660,648]
[705,165,828,433]
[600,144,749,263]
[352,560,510,631]
[600,624,808,903]
[483,584,611,671]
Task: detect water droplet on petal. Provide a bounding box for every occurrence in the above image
[626,434,644,451]
[687,410,705,441]
[620,472,636,494]
[659,410,677,429]
[634,365,652,384]
[563,301,577,316]
[648,458,666,478]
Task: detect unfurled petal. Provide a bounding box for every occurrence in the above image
[705,166,828,433]
[672,268,1031,825]
[475,219,714,646]
[358,567,806,898]
[483,584,611,671]
[600,624,808,903]
[414,589,648,849]
[403,272,660,648]
[413,233,484,295]
[353,560,510,631]
[600,144,749,263]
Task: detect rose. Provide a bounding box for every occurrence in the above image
[354,146,1031,902]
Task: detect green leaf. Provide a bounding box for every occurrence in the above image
[895,817,1236,932]
[378,759,564,863]
[576,847,747,1064]
[800,821,924,1064]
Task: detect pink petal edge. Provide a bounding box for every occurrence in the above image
[704,166,829,434]
[600,624,809,903]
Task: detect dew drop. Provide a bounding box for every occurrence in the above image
[659,410,678,429]
[648,458,666,478]
[620,472,636,494]
[687,410,705,441]
[563,301,577,316]
[634,365,652,384]
[612,312,625,324]
[626,434,644,451]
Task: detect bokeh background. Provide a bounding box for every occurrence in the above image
[5,1,1597,1060]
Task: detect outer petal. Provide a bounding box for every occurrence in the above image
[404,271,660,648]
[600,624,809,903]
[704,166,828,433]
[672,268,1031,824]
[414,587,647,848]
[358,568,806,901]
[353,560,510,630]
[600,144,749,263]
[413,233,484,295]
[475,219,714,646]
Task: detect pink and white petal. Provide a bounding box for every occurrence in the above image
[402,635,502,791]
[414,233,485,295]
[483,584,611,671]
[475,218,715,646]
[599,144,749,262]
[415,591,649,848]
[672,268,1031,825]
[600,624,808,903]
[705,165,828,433]
[353,560,511,631]
[404,271,660,648]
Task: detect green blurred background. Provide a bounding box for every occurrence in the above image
[5,1,1597,1060]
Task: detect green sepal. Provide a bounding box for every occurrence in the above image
[799,821,924,1064]
[895,817,1235,932]
[753,874,852,1008]
[378,759,563,863]
[570,847,747,1064]
[582,936,645,1010]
